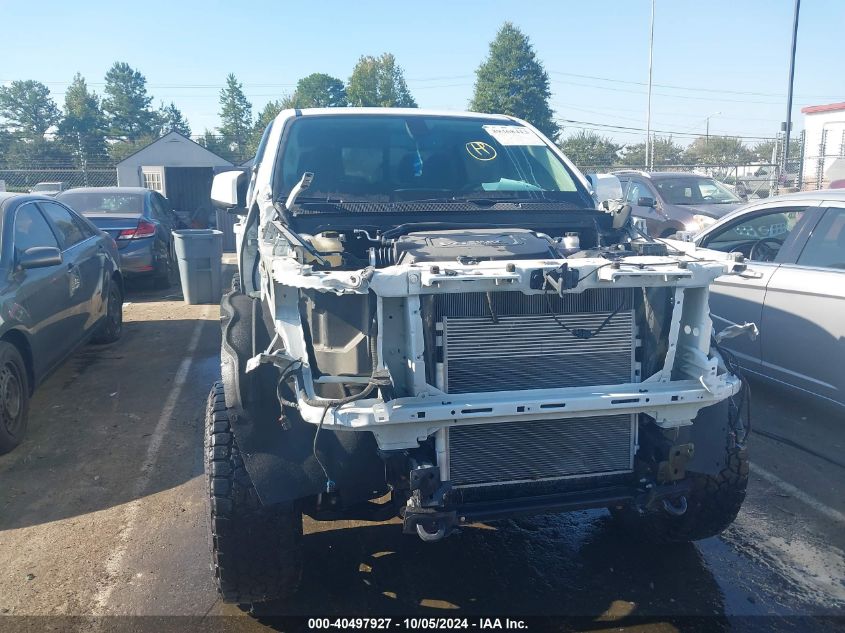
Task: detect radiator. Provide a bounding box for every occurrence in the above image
[447,414,636,487]
[434,289,636,393]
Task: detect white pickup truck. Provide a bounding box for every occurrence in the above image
[206,108,751,604]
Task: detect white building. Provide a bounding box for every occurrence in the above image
[116,131,233,190]
[115,132,234,222]
[801,102,845,189]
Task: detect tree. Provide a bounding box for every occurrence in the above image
[752,140,778,163]
[347,54,417,107]
[289,73,347,108]
[619,136,684,167]
[218,73,253,159]
[683,135,753,165]
[559,131,620,167]
[0,80,60,139]
[0,129,13,168]
[106,136,156,163]
[157,101,191,136]
[246,99,283,156]
[752,138,800,164]
[102,62,159,141]
[197,129,233,162]
[56,73,108,166]
[469,23,558,140]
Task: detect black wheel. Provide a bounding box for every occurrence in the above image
[154,250,179,289]
[0,342,30,455]
[205,382,303,604]
[610,447,749,542]
[92,281,123,344]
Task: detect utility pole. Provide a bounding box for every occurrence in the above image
[783,0,801,173]
[705,112,720,146]
[645,0,655,170]
[77,131,89,187]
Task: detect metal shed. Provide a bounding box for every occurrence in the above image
[116,132,235,226]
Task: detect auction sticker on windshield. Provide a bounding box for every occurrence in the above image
[482,125,545,146]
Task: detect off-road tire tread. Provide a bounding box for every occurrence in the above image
[205,382,303,603]
[612,446,749,542]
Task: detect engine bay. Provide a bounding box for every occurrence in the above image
[294,223,629,271]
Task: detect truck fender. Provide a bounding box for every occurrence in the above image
[219,287,387,507]
[684,399,737,476]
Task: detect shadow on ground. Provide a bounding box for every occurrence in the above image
[0,313,218,530]
[251,512,728,623]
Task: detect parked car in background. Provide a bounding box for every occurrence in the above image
[0,193,123,454]
[28,182,69,197]
[58,187,182,287]
[614,171,744,237]
[691,190,845,407]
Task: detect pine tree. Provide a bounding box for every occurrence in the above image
[218,73,253,160]
[0,80,60,139]
[57,73,108,166]
[102,62,159,141]
[158,101,191,136]
[470,23,558,140]
[347,54,416,107]
[246,99,283,156]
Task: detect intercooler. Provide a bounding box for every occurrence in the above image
[447,414,636,487]
[428,288,638,487]
[433,288,636,393]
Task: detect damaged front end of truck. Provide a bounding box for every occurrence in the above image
[208,110,751,604]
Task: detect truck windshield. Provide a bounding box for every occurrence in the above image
[277,115,593,206]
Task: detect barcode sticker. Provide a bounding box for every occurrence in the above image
[482,125,545,146]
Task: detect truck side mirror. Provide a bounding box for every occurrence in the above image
[588,173,624,207]
[211,170,248,209]
[637,196,657,208]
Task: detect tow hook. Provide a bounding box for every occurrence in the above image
[662,496,688,516]
[416,521,448,542]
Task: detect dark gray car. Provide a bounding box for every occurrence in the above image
[0,193,123,454]
[692,190,845,407]
[615,171,744,237]
[58,187,182,287]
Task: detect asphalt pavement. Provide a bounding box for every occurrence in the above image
[0,268,843,632]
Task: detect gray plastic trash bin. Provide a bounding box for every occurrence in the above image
[215,208,237,252]
[173,229,223,305]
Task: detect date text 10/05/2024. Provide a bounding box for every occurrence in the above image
[307,618,528,630]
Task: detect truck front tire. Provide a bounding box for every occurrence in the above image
[611,446,749,542]
[205,382,303,603]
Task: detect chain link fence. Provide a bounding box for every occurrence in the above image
[802,127,845,190]
[0,169,117,193]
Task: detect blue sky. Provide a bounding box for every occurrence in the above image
[3,0,843,148]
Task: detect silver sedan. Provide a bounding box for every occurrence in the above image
[694,190,845,407]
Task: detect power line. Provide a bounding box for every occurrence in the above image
[556,118,778,141]
[547,70,843,100]
[7,69,839,101]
